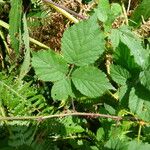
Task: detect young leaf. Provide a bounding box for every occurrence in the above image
[32,50,68,82]
[111,3,122,17]
[96,128,105,141]
[110,65,131,85]
[95,1,122,32]
[109,29,120,49]
[72,66,114,98]
[19,14,31,81]
[96,0,110,22]
[60,116,84,135]
[51,77,74,101]
[61,17,105,66]
[9,0,22,55]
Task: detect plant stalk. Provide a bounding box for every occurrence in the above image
[137,123,142,143]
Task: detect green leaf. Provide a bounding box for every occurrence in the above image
[9,0,22,55]
[95,1,122,32]
[119,26,148,68]
[104,104,116,115]
[129,88,143,114]
[110,65,131,85]
[96,0,110,22]
[127,141,150,150]
[130,0,150,27]
[19,14,31,81]
[111,3,122,17]
[105,137,128,150]
[114,42,140,72]
[60,116,84,135]
[96,128,105,141]
[109,29,120,49]
[51,77,74,100]
[62,17,105,66]
[140,66,150,91]
[32,50,68,82]
[72,66,113,98]
[129,86,150,121]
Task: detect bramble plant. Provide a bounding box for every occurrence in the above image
[0,0,150,149]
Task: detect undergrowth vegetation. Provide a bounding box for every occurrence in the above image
[0,0,150,149]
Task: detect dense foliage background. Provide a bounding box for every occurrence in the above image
[0,0,150,149]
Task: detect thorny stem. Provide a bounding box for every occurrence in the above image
[0,111,149,125]
[43,0,86,20]
[0,112,122,121]
[43,0,79,23]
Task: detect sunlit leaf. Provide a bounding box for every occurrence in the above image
[72,66,114,98]
[62,17,105,66]
[32,50,68,82]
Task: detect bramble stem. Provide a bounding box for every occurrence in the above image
[43,0,86,20]
[0,112,121,121]
[43,0,79,23]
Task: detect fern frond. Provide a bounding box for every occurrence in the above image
[8,125,35,147]
[0,73,52,117]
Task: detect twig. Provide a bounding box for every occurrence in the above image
[0,112,122,121]
[42,0,79,23]
[42,0,86,20]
